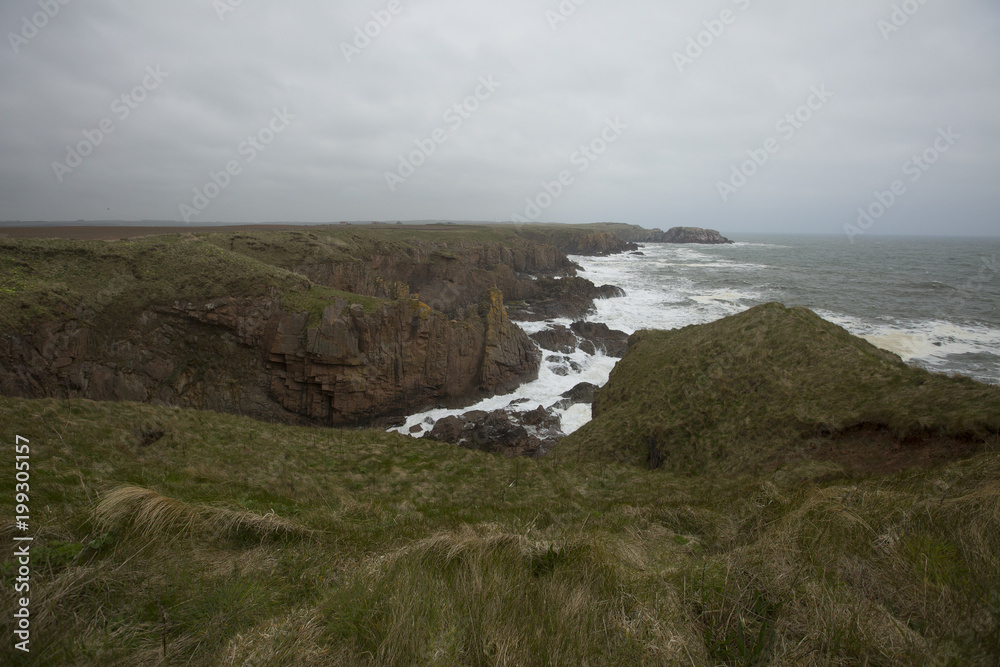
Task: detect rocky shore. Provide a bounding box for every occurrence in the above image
[0,224,646,429]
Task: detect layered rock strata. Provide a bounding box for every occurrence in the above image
[0,289,538,426]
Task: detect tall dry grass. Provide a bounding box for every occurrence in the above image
[95,486,313,544]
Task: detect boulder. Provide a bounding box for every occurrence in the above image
[424,405,565,457]
[571,321,630,358]
[530,325,578,353]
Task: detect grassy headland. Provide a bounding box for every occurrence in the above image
[561,303,1000,474]
[2,300,999,664]
[1,394,998,665]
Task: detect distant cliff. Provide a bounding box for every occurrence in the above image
[658,227,734,244]
[0,225,632,426]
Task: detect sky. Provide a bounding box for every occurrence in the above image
[1,0,998,236]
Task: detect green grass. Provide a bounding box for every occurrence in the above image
[2,236,999,664]
[0,395,998,665]
[560,303,1000,472]
[0,224,569,337]
[0,235,307,334]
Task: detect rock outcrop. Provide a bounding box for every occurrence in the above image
[284,238,575,315]
[558,232,639,256]
[424,404,564,457]
[507,278,626,322]
[659,227,734,244]
[0,226,634,428]
[1,289,539,427]
[570,321,630,357]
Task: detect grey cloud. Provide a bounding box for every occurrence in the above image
[0,0,997,235]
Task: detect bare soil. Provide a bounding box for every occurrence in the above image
[811,423,989,475]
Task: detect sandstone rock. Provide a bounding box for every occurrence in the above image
[595,284,627,300]
[424,405,565,458]
[571,321,630,358]
[562,382,598,404]
[659,227,734,244]
[508,276,608,321]
[559,232,639,256]
[530,325,577,353]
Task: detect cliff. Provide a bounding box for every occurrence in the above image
[658,227,734,244]
[0,228,558,426]
[514,225,640,256]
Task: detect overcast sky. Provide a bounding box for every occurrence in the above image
[1,0,998,236]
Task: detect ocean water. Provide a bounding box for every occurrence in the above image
[393,234,1000,437]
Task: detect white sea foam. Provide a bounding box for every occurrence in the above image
[392,238,1000,439]
[821,312,1000,374]
[390,345,618,437]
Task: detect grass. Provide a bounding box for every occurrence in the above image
[560,303,1000,472]
[1,394,998,665]
[0,235,308,335]
[2,237,999,664]
[0,225,537,337]
[0,222,650,337]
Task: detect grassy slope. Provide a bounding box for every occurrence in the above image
[513,222,653,248]
[0,224,553,337]
[0,395,998,665]
[560,303,1000,472]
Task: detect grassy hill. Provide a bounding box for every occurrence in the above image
[1,390,998,665]
[0,225,534,336]
[560,303,1000,474]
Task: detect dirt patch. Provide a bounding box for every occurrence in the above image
[809,423,988,475]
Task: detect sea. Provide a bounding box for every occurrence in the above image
[392,234,1000,438]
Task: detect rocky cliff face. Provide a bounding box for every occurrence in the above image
[557,232,639,256]
[286,239,573,314]
[0,227,633,427]
[0,289,539,427]
[659,227,734,244]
